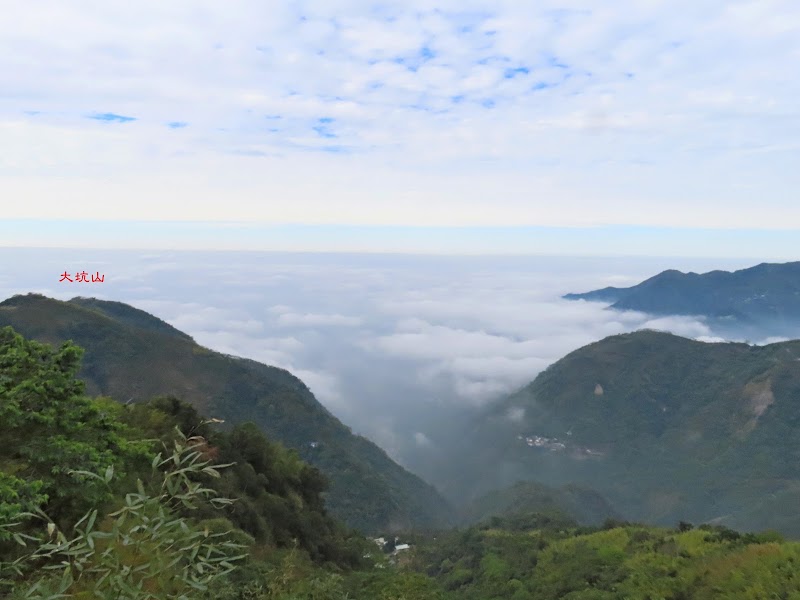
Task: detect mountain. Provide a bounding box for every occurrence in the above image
[412,520,799,600]
[0,293,453,533]
[450,330,800,536]
[460,481,620,527]
[7,324,799,598]
[564,261,800,337]
[0,325,447,597]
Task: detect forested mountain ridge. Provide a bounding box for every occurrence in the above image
[69,296,195,341]
[452,330,800,536]
[0,324,448,598]
[5,311,800,598]
[411,519,800,599]
[0,293,452,533]
[460,481,620,527]
[565,261,800,336]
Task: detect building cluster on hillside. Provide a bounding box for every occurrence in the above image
[372,537,412,555]
[516,433,605,458]
[518,434,566,451]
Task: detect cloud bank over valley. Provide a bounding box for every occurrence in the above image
[0,249,771,472]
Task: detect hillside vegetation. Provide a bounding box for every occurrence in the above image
[0,294,452,533]
[5,325,800,598]
[455,330,800,536]
[411,517,800,600]
[461,481,620,527]
[0,324,441,598]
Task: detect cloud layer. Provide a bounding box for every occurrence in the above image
[0,249,769,469]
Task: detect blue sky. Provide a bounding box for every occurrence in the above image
[1,1,799,253]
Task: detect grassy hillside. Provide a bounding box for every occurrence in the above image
[565,261,800,336]
[461,481,620,527]
[0,294,452,533]
[411,519,800,600]
[449,330,800,536]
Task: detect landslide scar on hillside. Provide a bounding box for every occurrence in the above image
[739,379,775,436]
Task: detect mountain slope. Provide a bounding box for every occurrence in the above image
[565,261,800,336]
[69,296,194,342]
[461,481,620,527]
[457,330,800,536]
[0,293,452,532]
[412,521,800,600]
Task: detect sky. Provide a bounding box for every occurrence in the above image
[0,248,778,477]
[2,1,800,254]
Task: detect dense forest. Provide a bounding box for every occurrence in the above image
[410,515,800,599]
[460,481,620,527]
[0,325,443,598]
[441,329,800,537]
[0,293,452,534]
[4,325,800,598]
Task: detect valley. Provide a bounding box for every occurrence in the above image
[5,258,800,598]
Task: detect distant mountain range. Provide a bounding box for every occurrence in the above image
[565,261,800,337]
[447,330,800,536]
[0,293,453,533]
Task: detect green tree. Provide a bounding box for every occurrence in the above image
[0,326,136,529]
[8,430,247,599]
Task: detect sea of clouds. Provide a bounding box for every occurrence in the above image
[0,249,769,469]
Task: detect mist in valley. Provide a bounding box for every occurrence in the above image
[1,247,779,500]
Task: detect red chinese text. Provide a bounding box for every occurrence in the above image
[60,271,105,283]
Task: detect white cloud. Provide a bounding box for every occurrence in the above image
[414,432,433,447]
[276,312,363,327]
[2,1,800,232]
[696,335,727,344]
[639,316,712,339]
[1,249,784,470]
[267,304,293,314]
[506,407,526,422]
[756,336,791,345]
[370,308,718,405]
[290,368,345,411]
